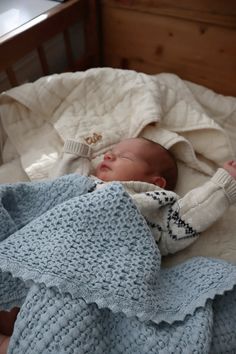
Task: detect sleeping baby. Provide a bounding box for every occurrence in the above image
[0,137,236,353]
[50,137,236,255]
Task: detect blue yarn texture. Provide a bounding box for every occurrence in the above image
[0,174,236,353]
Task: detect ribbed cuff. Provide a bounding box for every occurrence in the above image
[212,168,236,204]
[63,140,92,158]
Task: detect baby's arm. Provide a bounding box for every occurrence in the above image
[159,163,236,255]
[0,335,10,354]
[50,140,92,178]
[0,307,19,354]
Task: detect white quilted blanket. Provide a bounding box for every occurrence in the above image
[0,68,236,266]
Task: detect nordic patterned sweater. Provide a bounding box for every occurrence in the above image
[50,139,236,255]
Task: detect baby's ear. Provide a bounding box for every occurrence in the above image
[151,176,166,189]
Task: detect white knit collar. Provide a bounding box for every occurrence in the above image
[118,181,162,193]
[91,175,163,193]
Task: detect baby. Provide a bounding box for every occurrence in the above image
[50,136,236,255]
[0,137,236,353]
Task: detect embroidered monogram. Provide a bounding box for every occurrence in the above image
[85,133,102,145]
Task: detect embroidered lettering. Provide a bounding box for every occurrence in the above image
[85,133,102,145]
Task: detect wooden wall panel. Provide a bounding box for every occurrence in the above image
[103,0,236,28]
[101,1,236,96]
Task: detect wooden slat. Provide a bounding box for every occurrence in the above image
[37,45,50,75]
[63,29,74,70]
[5,67,18,87]
[101,4,236,96]
[84,0,102,67]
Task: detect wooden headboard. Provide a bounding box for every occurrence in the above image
[100,0,236,96]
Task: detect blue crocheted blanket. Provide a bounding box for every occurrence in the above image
[0,175,236,353]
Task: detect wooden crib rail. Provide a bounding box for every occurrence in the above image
[0,0,100,87]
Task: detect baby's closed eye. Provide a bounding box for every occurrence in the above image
[119,154,135,161]
[121,155,132,160]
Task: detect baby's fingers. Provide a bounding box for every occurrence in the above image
[224,160,236,168]
[230,160,236,167]
[223,160,236,179]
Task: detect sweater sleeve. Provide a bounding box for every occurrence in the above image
[50,140,93,178]
[158,168,236,255]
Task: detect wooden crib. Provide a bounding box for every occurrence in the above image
[0,0,236,95]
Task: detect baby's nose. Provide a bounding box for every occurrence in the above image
[104,151,116,161]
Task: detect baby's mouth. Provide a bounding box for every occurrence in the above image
[99,162,111,171]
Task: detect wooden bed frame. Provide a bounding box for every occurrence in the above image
[0,0,236,96]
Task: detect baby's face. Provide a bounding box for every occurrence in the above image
[95,138,154,183]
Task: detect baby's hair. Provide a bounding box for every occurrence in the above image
[141,138,178,191]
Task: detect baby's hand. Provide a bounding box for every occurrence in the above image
[223,160,236,179]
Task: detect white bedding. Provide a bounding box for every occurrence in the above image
[0,68,235,266]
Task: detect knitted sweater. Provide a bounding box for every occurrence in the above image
[50,139,236,255]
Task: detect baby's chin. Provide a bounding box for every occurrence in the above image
[95,170,112,182]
